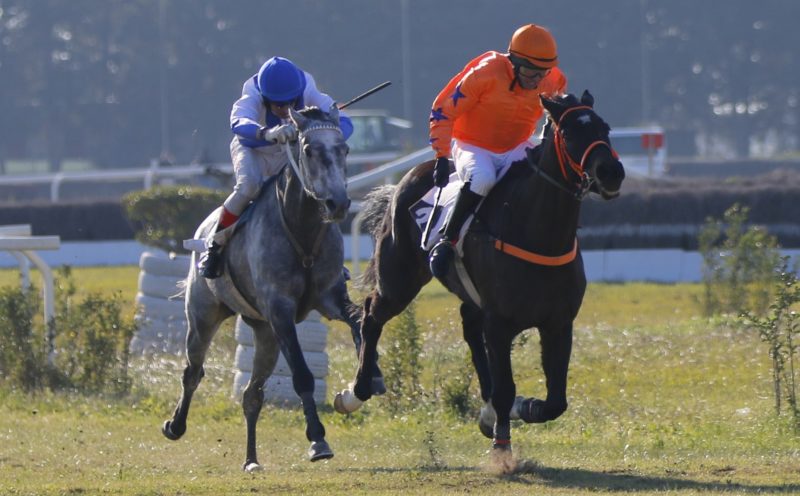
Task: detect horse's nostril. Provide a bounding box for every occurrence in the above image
[598,161,625,182]
[325,200,338,213]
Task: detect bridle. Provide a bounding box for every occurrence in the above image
[276,121,344,270]
[282,122,343,198]
[529,105,617,201]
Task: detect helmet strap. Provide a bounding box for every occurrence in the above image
[509,64,520,91]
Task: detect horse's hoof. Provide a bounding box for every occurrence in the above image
[243,462,263,473]
[371,376,387,396]
[333,389,363,414]
[161,420,183,441]
[309,441,334,462]
[490,444,516,475]
[478,403,495,439]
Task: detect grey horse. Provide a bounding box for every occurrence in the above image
[162,105,384,471]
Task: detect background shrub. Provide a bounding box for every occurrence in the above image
[0,286,46,391]
[122,185,226,253]
[0,268,137,395]
[382,303,422,413]
[698,203,780,316]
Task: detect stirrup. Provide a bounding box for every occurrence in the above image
[198,244,223,279]
[429,239,455,279]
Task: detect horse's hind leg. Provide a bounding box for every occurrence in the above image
[321,277,386,395]
[350,286,417,403]
[240,317,280,472]
[517,323,572,424]
[162,291,232,441]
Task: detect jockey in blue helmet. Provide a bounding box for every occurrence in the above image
[197,56,354,279]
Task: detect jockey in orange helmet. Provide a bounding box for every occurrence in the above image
[428,24,567,279]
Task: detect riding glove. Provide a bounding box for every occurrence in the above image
[433,156,450,188]
[261,124,298,144]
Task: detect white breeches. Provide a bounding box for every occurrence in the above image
[452,139,534,196]
[224,138,289,215]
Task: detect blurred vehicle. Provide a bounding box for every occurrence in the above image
[609,126,667,177]
[345,110,413,175]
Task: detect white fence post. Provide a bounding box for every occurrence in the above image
[0,226,61,365]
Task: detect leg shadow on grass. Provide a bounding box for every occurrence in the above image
[504,463,800,493]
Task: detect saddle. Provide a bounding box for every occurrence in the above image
[409,151,526,254]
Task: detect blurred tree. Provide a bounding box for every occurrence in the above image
[0,0,797,171]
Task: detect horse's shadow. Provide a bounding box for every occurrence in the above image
[503,461,799,493]
[343,462,798,493]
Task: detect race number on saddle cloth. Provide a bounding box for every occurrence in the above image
[411,159,517,254]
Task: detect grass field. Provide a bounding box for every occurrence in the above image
[0,266,798,495]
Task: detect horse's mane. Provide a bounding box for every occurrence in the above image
[298,106,327,120]
[297,106,338,128]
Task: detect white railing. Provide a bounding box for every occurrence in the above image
[0,153,406,203]
[0,224,61,365]
[0,161,233,203]
[0,147,433,278]
[347,147,434,275]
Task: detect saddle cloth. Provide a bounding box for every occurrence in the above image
[409,159,516,254]
[409,173,472,254]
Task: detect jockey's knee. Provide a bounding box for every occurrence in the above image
[463,173,495,196]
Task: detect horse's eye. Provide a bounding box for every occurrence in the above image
[303,144,313,157]
[339,144,350,156]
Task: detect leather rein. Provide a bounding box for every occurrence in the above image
[275,124,343,270]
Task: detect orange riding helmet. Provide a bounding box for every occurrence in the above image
[508,24,558,69]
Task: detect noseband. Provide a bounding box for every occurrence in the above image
[530,105,617,200]
[282,123,343,197]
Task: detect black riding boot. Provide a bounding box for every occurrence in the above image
[198,241,224,279]
[429,185,483,279]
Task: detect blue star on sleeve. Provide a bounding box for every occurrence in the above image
[430,107,447,122]
[450,84,466,106]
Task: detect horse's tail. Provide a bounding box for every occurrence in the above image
[355,184,396,291]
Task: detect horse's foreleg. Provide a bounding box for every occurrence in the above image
[461,303,491,402]
[163,300,230,441]
[518,323,572,424]
[462,303,496,438]
[483,314,516,451]
[269,299,333,462]
[241,318,280,472]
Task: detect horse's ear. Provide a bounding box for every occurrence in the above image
[540,94,563,122]
[328,102,340,124]
[289,107,307,129]
[580,90,595,107]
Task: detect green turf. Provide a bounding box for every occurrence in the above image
[0,265,797,495]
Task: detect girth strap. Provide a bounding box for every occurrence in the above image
[494,238,578,266]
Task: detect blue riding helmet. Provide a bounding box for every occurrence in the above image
[257,57,305,102]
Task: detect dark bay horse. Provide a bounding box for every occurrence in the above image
[162,105,383,471]
[335,91,625,457]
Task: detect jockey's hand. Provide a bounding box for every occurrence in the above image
[433,157,450,188]
[261,124,297,144]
